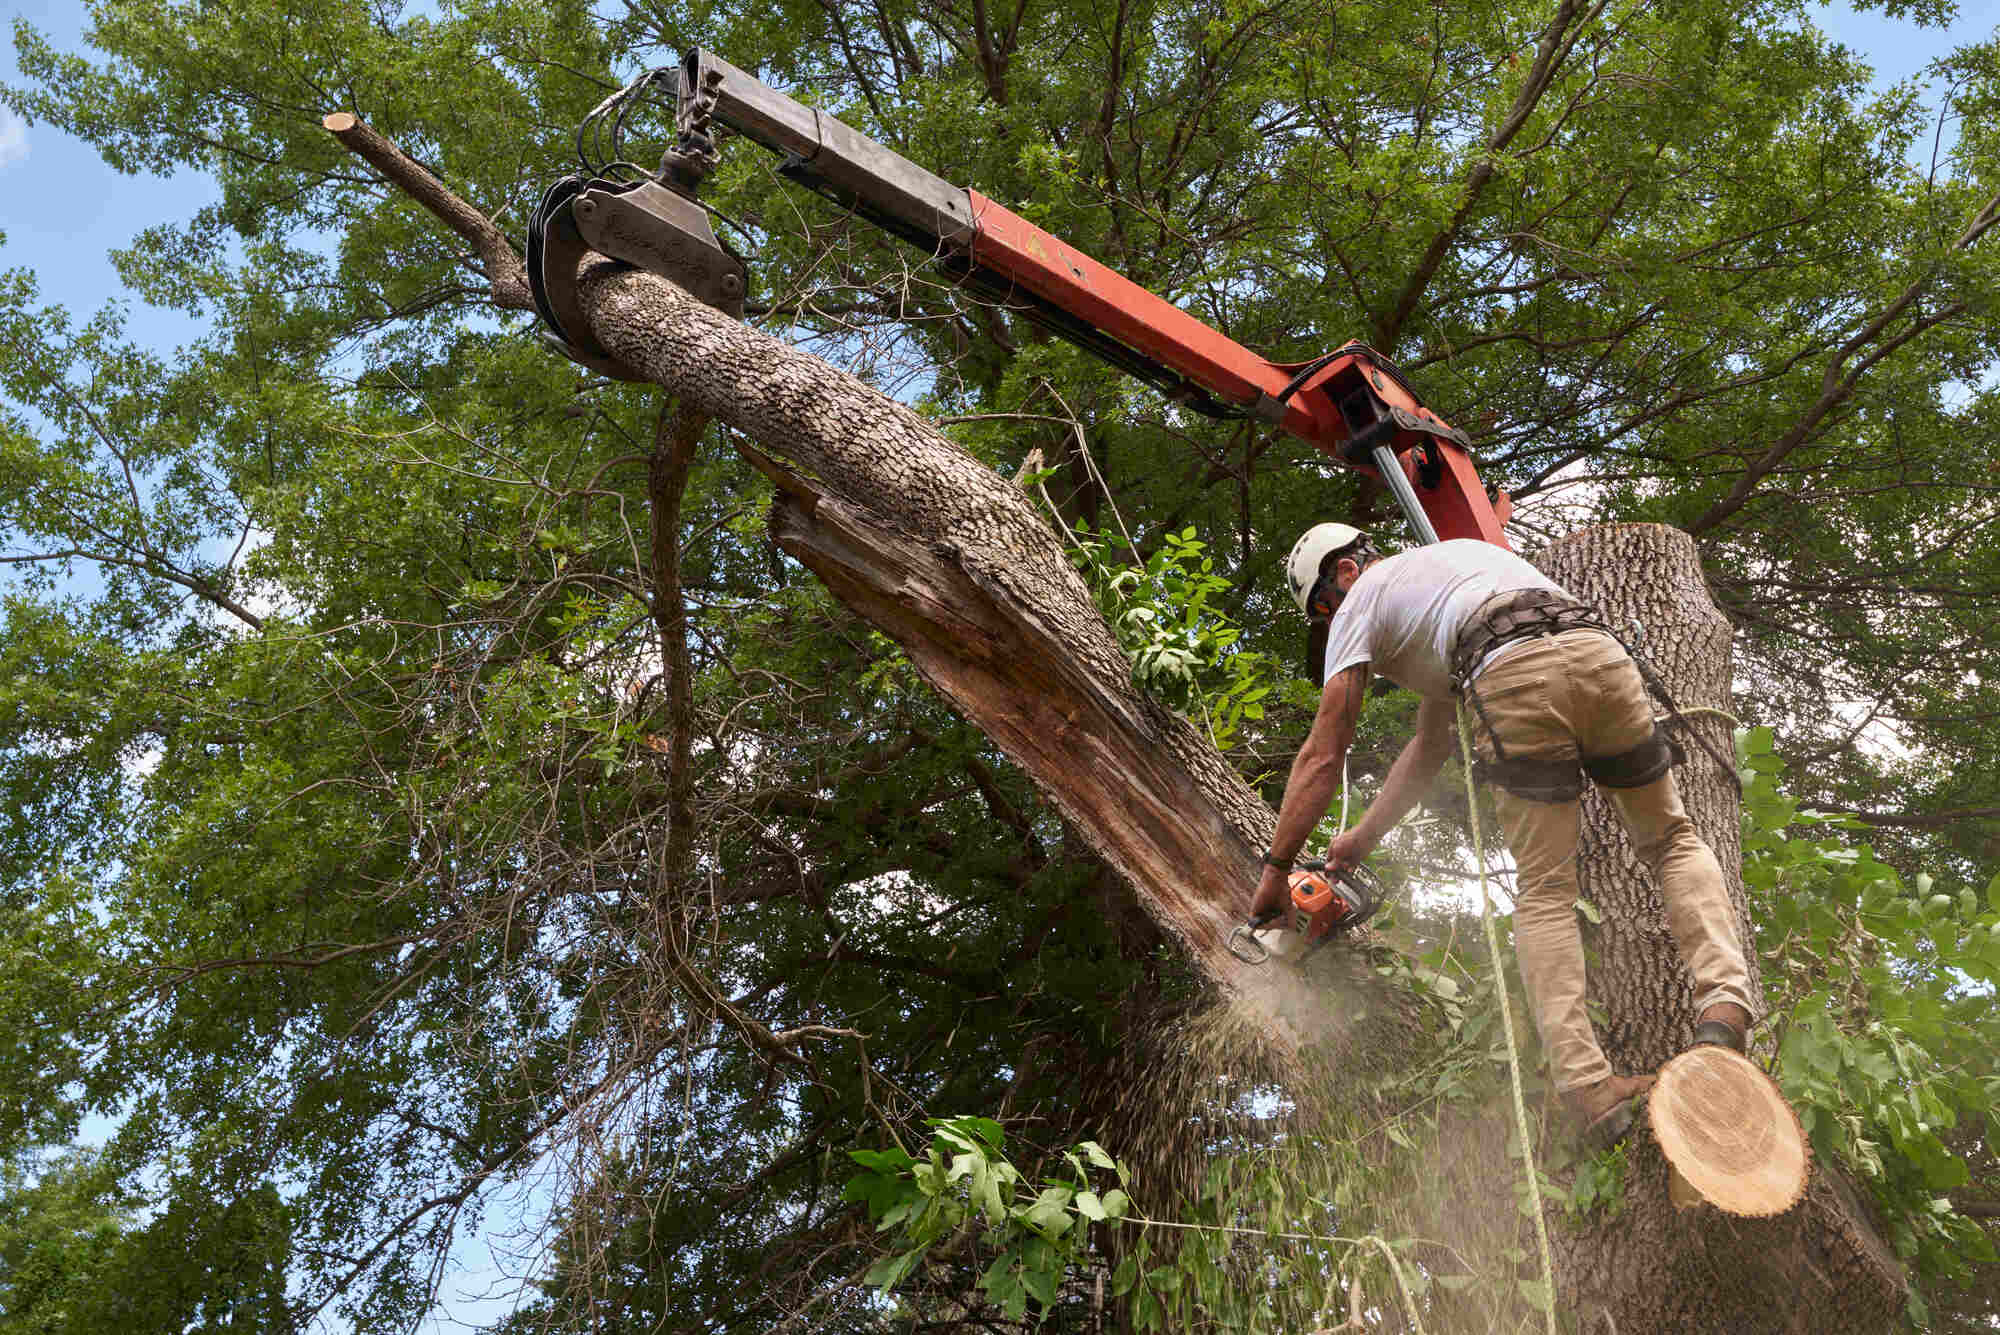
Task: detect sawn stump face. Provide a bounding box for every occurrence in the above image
[1650,1046,1808,1217]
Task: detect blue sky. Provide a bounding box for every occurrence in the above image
[2,0,219,352]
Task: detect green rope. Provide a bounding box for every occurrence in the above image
[1367,1235,1430,1335]
[1455,704,1560,1335]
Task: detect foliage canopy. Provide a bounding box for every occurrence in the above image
[3,0,2000,1328]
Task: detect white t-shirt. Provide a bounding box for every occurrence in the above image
[1320,540,1570,700]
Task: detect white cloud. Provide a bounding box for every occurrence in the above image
[0,108,27,169]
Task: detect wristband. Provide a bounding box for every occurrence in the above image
[1261,850,1294,870]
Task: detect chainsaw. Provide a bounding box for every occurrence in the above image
[1228,860,1384,965]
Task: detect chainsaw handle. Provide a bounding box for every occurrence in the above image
[1245,853,1325,929]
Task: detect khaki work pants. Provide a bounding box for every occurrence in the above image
[1468,629,1755,1092]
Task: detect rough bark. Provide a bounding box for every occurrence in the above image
[327,117,1911,1328]
[1540,524,1905,1332]
[320,113,536,312]
[575,262,1349,1041]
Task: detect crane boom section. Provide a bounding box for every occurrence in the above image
[678,48,1510,547]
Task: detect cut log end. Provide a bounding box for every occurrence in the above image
[321,111,358,134]
[1649,1045,1809,1217]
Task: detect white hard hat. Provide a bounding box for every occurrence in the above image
[1285,523,1368,616]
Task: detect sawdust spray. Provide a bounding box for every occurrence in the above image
[1102,937,1549,1333]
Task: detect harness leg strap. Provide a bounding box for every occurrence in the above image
[1582,726,1675,790]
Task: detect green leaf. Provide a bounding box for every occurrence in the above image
[1020,1185,1075,1235]
[864,1245,930,1291]
[1134,1285,1166,1329]
[1021,1257,1061,1306]
[979,1252,1028,1320]
[973,1157,1006,1224]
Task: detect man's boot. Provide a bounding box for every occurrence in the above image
[1562,1072,1657,1149]
[1693,1001,1752,1053]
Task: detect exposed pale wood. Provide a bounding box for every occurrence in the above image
[322,113,1357,1052]
[1650,1046,1808,1217]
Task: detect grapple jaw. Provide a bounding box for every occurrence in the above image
[573,179,746,317]
[526,68,749,381]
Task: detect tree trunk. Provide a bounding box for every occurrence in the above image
[327,117,1911,1326]
[1540,524,1905,1331]
[575,263,1360,1043]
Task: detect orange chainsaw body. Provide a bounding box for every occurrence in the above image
[1289,869,1363,940]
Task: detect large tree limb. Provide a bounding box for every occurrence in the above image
[1375,0,1609,348]
[321,112,535,311]
[322,113,1319,1043]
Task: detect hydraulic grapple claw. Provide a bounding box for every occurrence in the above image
[526,64,750,380]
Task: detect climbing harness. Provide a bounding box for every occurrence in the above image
[1617,617,1744,795]
[1450,590,1738,803]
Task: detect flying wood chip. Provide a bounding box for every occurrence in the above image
[1649,1045,1809,1217]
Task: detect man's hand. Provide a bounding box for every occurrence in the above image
[1324,829,1371,878]
[1249,862,1294,930]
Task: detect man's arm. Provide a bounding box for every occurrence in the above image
[1249,663,1371,921]
[1271,663,1371,862]
[1326,694,1457,871]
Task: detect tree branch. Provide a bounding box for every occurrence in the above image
[648,398,707,876]
[321,112,535,311]
[0,547,266,631]
[1689,186,2000,535]
[1375,0,1607,347]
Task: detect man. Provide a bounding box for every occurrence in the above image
[1248,524,1755,1145]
